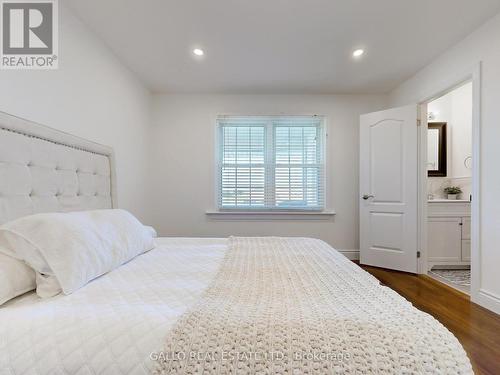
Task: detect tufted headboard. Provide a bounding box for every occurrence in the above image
[0,111,117,225]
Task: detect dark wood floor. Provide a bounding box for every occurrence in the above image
[360,264,500,375]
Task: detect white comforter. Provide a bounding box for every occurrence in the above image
[0,238,227,375]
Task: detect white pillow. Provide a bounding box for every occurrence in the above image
[144,225,158,238]
[0,253,36,305]
[0,209,155,296]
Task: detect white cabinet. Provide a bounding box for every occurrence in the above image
[428,218,462,263]
[461,240,471,262]
[461,216,471,262]
[427,201,471,269]
[462,217,471,240]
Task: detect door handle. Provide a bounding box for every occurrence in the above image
[362,194,374,200]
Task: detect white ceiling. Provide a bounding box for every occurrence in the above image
[66,0,500,94]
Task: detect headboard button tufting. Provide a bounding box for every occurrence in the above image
[0,112,116,224]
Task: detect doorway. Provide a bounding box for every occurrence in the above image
[416,64,482,307]
[424,81,473,294]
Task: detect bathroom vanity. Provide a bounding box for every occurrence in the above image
[427,200,471,270]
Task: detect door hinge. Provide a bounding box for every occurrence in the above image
[417,251,421,258]
[417,120,422,127]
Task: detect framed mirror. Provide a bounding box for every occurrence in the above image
[427,122,447,177]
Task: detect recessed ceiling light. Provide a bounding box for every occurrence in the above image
[352,49,364,58]
[193,48,204,56]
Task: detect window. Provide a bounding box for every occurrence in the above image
[217,116,325,211]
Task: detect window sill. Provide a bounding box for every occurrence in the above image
[205,210,336,221]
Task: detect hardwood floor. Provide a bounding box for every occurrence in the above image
[359,264,500,375]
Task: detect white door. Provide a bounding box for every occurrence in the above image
[360,105,418,273]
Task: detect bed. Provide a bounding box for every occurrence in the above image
[0,112,472,374]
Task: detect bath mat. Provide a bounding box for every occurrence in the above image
[429,269,471,287]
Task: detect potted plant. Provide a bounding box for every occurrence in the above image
[444,186,462,200]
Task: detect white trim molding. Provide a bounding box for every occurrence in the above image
[339,250,360,261]
[468,64,488,312]
[415,63,489,311]
[206,210,335,221]
[476,289,500,315]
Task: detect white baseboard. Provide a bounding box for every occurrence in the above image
[474,288,500,315]
[339,250,359,261]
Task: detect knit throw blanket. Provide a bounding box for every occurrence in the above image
[155,237,472,374]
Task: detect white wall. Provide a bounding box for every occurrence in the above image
[427,82,472,199]
[0,4,152,222]
[389,13,500,313]
[149,94,388,256]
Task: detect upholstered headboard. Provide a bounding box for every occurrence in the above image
[0,111,117,225]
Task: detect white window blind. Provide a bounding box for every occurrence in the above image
[217,116,325,211]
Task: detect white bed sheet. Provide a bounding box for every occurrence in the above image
[0,238,227,375]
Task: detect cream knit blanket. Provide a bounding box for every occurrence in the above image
[155,237,472,374]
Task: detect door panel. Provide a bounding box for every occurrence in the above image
[370,212,404,251]
[360,105,418,273]
[371,120,403,203]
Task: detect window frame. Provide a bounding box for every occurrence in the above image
[215,115,328,213]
